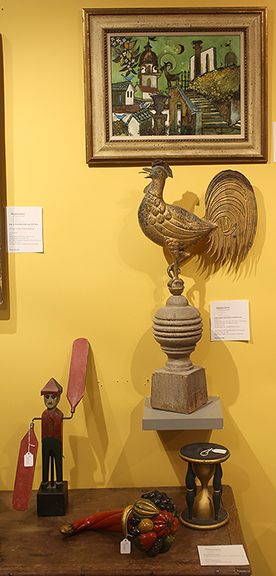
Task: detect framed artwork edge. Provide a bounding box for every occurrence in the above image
[0,34,5,306]
[82,7,268,167]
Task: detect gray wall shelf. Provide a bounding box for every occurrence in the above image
[142,396,223,430]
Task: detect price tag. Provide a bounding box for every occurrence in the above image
[24,452,34,467]
[120,538,131,554]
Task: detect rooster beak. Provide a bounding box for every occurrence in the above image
[140,167,152,178]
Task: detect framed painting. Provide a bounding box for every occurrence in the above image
[82,7,267,166]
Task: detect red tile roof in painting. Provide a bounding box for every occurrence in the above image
[138,85,159,94]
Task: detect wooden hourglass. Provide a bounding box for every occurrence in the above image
[179,442,230,529]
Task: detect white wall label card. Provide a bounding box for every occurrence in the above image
[210,300,250,341]
[198,545,249,566]
[6,207,43,253]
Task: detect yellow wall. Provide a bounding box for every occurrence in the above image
[0,0,275,574]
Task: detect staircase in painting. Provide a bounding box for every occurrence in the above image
[186,90,240,135]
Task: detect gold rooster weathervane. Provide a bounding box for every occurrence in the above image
[138,160,257,295]
[138,160,257,414]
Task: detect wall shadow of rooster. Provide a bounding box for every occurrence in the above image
[138,160,257,295]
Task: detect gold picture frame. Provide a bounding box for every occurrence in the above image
[82,7,267,167]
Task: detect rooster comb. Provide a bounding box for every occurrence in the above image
[151,159,173,178]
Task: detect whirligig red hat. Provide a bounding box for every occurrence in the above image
[41,378,63,396]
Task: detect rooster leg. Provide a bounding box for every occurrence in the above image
[173,262,180,280]
[166,243,182,281]
[167,262,180,280]
[167,260,185,295]
[167,251,191,281]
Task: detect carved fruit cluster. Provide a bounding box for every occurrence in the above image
[127,490,179,557]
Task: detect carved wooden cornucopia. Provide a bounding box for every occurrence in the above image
[60,490,179,557]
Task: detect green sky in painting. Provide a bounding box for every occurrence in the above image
[110,34,240,93]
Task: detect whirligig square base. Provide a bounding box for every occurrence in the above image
[37,480,68,516]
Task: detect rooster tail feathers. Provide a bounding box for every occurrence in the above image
[204,170,257,269]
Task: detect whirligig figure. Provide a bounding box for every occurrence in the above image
[12,338,89,515]
[40,378,64,488]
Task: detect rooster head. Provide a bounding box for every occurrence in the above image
[140,160,173,180]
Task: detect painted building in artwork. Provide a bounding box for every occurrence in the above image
[126,109,153,136]
[138,40,160,101]
[190,43,217,81]
[224,46,237,66]
[189,41,238,81]
[112,81,136,106]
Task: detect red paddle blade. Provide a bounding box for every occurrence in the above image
[67,338,89,412]
[12,427,38,511]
